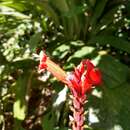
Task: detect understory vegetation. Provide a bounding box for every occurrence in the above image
[0,0,130,130]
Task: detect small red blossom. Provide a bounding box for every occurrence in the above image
[38,51,67,84]
[38,51,47,72]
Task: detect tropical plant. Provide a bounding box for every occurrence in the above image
[0,0,130,130]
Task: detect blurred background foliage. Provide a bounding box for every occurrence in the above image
[0,0,130,130]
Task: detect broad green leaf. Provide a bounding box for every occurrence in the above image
[88,35,130,53]
[87,82,130,130]
[13,71,32,120]
[52,44,70,59]
[97,55,129,88]
[67,46,95,62]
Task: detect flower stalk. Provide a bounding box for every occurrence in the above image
[71,95,86,130]
[38,51,102,130]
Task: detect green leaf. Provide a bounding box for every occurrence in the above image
[67,46,95,62]
[10,59,37,71]
[14,119,24,130]
[52,44,70,59]
[50,0,69,13]
[88,0,96,7]
[13,78,26,120]
[28,32,41,52]
[36,2,60,26]
[88,82,130,130]
[0,5,30,19]
[88,35,130,53]
[91,0,108,27]
[13,100,26,120]
[42,111,55,130]
[0,2,28,12]
[13,71,33,129]
[13,71,32,120]
[93,6,118,35]
[97,55,129,88]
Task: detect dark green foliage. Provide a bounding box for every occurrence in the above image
[0,0,130,130]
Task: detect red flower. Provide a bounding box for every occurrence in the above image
[67,60,102,96]
[38,51,47,72]
[38,51,68,84]
[38,51,102,130]
[38,51,102,96]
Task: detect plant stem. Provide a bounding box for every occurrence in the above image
[72,95,86,130]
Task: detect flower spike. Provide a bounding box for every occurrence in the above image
[38,51,102,130]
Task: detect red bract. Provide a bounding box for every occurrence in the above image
[67,60,102,97]
[89,68,102,85]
